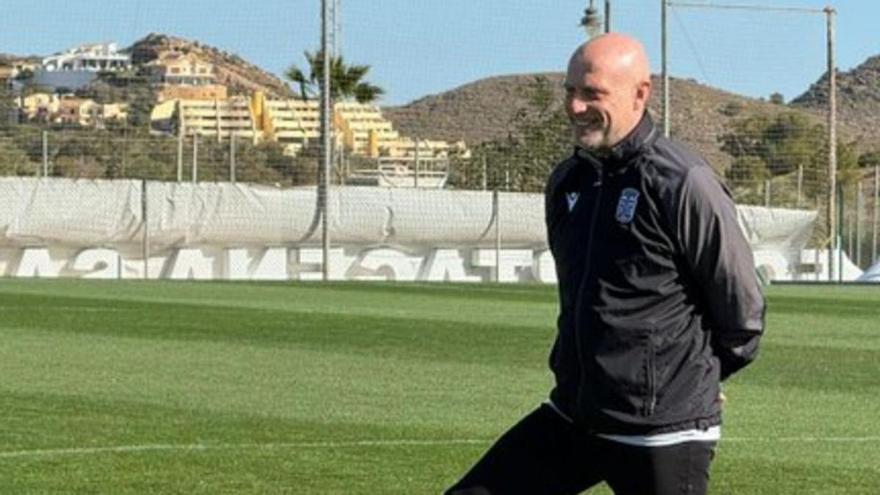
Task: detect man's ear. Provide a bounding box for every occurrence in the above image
[634,80,652,111]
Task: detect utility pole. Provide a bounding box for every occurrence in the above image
[191,132,198,183]
[826,6,837,282]
[320,0,332,281]
[605,0,611,33]
[229,132,237,183]
[661,0,670,138]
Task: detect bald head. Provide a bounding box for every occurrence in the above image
[564,33,652,151]
[570,33,651,86]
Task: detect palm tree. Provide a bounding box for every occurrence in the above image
[285,50,384,104]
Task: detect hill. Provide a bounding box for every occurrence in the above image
[125,33,293,98]
[384,72,866,171]
[792,55,880,152]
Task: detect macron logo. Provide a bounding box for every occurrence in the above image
[566,192,580,212]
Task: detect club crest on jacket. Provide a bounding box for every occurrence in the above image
[566,192,580,212]
[615,188,640,223]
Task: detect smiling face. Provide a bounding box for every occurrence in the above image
[564,34,652,152]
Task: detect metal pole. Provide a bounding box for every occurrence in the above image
[494,189,501,283]
[177,126,184,182]
[141,179,149,280]
[764,179,771,207]
[843,195,856,260]
[838,184,843,282]
[874,165,879,263]
[857,181,863,268]
[661,0,670,137]
[667,2,824,14]
[320,0,332,281]
[191,133,198,183]
[796,163,803,208]
[230,132,236,183]
[826,7,837,282]
[604,0,611,32]
[414,138,420,188]
[482,156,488,191]
[42,130,48,177]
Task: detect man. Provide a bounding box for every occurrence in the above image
[445,33,765,495]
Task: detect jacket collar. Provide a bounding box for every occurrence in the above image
[574,112,658,171]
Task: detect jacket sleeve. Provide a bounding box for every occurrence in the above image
[675,165,765,381]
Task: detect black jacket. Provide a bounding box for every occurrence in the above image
[545,113,765,435]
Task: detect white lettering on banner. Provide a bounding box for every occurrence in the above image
[0,249,17,276]
[534,250,558,284]
[0,246,558,283]
[226,248,289,281]
[119,254,169,280]
[72,249,120,279]
[356,248,422,281]
[16,248,67,278]
[421,249,482,282]
[294,248,356,281]
[471,249,534,283]
[167,248,220,280]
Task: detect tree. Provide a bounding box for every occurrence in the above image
[0,83,18,127]
[448,76,570,193]
[769,92,785,105]
[725,156,770,204]
[858,151,880,169]
[0,139,33,176]
[284,50,384,103]
[720,111,838,207]
[833,140,860,187]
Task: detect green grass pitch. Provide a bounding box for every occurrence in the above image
[0,279,878,494]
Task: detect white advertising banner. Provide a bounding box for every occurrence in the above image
[0,178,817,282]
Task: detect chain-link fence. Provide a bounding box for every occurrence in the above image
[1,1,877,279]
[651,1,878,273]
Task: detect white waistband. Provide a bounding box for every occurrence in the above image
[544,400,721,447]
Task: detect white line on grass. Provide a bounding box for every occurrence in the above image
[0,439,489,459]
[0,306,124,313]
[2,436,879,460]
[723,436,880,443]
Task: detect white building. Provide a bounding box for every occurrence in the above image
[41,42,131,72]
[34,42,132,91]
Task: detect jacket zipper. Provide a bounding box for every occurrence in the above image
[573,169,605,393]
[645,334,657,416]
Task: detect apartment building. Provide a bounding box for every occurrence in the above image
[20,93,59,120]
[147,52,216,86]
[151,96,257,140]
[18,92,127,126]
[150,93,468,187]
[157,84,228,102]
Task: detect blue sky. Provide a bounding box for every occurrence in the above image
[0,1,876,105]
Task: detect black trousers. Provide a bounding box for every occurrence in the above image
[445,404,716,495]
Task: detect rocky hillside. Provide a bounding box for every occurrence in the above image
[385,73,840,171]
[0,54,41,66]
[125,33,293,98]
[791,55,880,152]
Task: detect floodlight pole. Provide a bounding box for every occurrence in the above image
[320,0,332,281]
[825,6,837,282]
[661,0,670,138]
[605,1,612,32]
[873,165,879,264]
[581,1,602,38]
